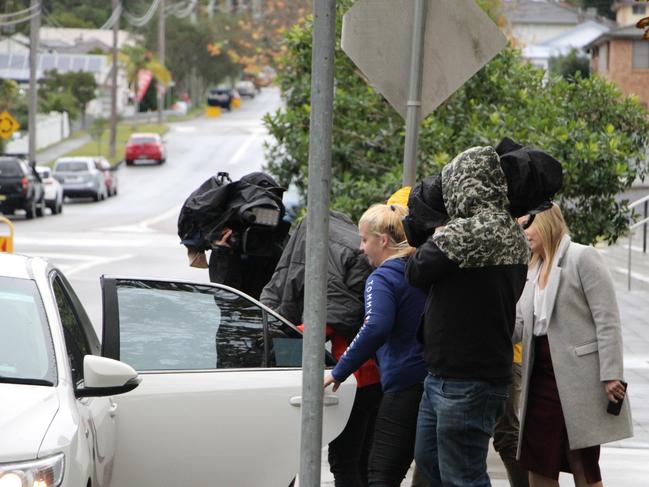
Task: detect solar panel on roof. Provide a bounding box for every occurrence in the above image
[56,56,70,71]
[0,54,9,68]
[72,57,85,70]
[87,58,102,72]
[41,55,56,70]
[10,54,26,69]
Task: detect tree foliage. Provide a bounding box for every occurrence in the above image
[263,1,649,245]
[549,49,590,80]
[39,70,97,124]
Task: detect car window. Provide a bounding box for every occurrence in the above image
[112,280,266,371]
[266,313,304,367]
[55,161,89,172]
[0,159,22,177]
[37,168,51,179]
[129,136,157,145]
[53,276,91,385]
[0,277,56,386]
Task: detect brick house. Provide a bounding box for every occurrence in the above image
[586,25,649,108]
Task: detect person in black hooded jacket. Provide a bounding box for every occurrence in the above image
[406,146,530,487]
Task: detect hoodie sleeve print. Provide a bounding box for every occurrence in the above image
[331,271,397,383]
[405,238,458,290]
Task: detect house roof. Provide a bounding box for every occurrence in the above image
[523,20,610,60]
[0,51,107,83]
[584,24,644,49]
[612,1,644,12]
[504,0,583,25]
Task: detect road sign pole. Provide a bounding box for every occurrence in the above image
[28,0,41,165]
[300,0,336,486]
[109,0,119,159]
[402,0,427,187]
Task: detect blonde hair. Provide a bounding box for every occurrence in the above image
[359,204,415,260]
[529,203,570,268]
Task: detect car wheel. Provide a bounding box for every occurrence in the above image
[25,200,36,220]
[126,159,133,166]
[93,191,100,202]
[56,198,63,214]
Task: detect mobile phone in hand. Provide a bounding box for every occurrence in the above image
[606,381,628,416]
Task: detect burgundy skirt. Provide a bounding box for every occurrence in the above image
[519,335,601,483]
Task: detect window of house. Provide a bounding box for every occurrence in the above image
[633,41,649,69]
[598,43,608,73]
[633,4,647,15]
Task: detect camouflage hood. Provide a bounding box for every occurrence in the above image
[432,146,530,268]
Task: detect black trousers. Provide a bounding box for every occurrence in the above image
[328,383,383,487]
[368,383,424,487]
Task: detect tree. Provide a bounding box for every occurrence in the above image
[263,1,649,245]
[549,49,590,79]
[118,45,171,115]
[89,117,107,154]
[582,0,616,20]
[39,70,97,126]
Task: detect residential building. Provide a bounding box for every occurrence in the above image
[612,1,649,27]
[586,25,649,107]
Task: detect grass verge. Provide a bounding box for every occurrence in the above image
[63,122,168,166]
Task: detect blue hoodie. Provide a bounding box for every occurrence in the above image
[332,257,427,393]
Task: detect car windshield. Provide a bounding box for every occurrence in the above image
[130,137,157,145]
[55,161,89,172]
[0,159,22,177]
[0,277,57,386]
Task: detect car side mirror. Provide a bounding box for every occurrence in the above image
[75,355,141,398]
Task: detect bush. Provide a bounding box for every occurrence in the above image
[264,2,649,245]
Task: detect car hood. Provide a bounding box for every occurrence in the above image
[0,384,60,462]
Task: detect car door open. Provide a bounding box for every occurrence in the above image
[100,276,356,487]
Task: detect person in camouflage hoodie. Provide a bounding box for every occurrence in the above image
[406,146,529,487]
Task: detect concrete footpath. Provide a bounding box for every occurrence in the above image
[35,132,91,166]
[316,237,649,486]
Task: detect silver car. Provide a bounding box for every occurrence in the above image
[36,166,64,215]
[53,157,108,202]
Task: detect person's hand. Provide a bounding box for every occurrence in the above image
[604,380,626,403]
[324,373,341,392]
[213,227,233,248]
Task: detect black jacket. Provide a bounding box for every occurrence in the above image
[406,241,526,381]
[260,211,371,339]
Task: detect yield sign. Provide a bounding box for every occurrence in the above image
[341,0,507,120]
[0,111,20,140]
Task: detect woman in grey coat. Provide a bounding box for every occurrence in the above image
[513,204,632,487]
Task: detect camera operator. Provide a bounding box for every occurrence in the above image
[178,171,290,300]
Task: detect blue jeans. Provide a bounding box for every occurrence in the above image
[414,374,508,487]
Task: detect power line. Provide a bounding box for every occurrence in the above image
[0,3,39,20]
[0,6,40,28]
[100,2,123,30]
[123,0,161,27]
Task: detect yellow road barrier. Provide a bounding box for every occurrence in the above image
[205,106,221,117]
[0,216,14,253]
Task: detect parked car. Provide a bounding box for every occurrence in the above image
[36,166,64,215]
[0,155,46,219]
[0,254,140,487]
[206,85,234,110]
[235,80,256,98]
[95,157,118,196]
[0,253,355,487]
[52,157,107,202]
[124,133,166,166]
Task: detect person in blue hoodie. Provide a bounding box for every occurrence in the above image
[325,203,428,487]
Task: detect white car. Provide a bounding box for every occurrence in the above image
[235,80,257,98]
[36,166,64,215]
[0,254,355,487]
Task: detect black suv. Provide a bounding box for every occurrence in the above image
[0,155,46,219]
[206,86,234,111]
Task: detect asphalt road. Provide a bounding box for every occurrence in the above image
[12,88,282,333]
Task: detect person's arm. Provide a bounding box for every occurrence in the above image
[512,302,524,344]
[576,246,625,389]
[329,272,396,384]
[405,237,458,290]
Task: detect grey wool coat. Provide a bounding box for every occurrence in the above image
[514,235,633,454]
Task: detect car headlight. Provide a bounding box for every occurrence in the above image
[0,454,64,487]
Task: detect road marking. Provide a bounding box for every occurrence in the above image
[15,236,178,248]
[174,126,196,133]
[612,266,649,284]
[227,134,259,166]
[65,253,135,276]
[101,204,182,233]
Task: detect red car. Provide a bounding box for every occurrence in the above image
[125,133,166,165]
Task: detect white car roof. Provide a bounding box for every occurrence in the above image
[0,253,46,280]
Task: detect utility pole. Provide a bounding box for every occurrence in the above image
[157,0,165,124]
[109,0,119,159]
[28,0,40,165]
[402,0,427,187]
[300,0,336,485]
[252,0,263,20]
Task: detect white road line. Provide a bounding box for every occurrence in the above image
[227,134,259,166]
[15,236,178,248]
[65,253,135,276]
[613,266,649,284]
[102,204,182,233]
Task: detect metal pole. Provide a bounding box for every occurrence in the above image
[28,0,40,165]
[402,0,428,187]
[300,0,335,485]
[157,0,166,124]
[628,231,632,291]
[109,0,119,159]
[643,201,647,253]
